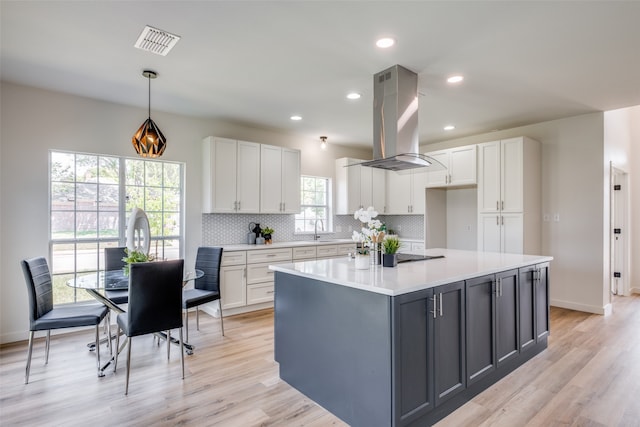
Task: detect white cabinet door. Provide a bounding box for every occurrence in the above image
[335,158,362,214]
[425,150,449,187]
[411,170,428,214]
[260,144,283,213]
[220,264,246,310]
[385,170,411,214]
[477,141,501,213]
[237,140,261,213]
[281,148,301,213]
[208,137,237,213]
[260,145,301,213]
[500,138,524,213]
[360,165,373,210]
[478,214,501,253]
[501,213,524,254]
[449,145,477,186]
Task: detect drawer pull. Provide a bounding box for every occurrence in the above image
[267,290,275,294]
[267,254,276,257]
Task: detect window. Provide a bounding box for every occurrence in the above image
[296,176,330,233]
[49,151,183,305]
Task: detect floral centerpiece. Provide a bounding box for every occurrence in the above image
[121,248,154,275]
[352,207,386,264]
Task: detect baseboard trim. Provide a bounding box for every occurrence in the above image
[631,287,640,295]
[550,299,608,315]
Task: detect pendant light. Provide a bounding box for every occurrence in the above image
[132,70,167,157]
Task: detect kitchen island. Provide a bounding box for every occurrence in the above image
[271,249,552,427]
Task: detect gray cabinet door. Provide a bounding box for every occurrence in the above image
[394,288,434,425]
[466,274,496,386]
[535,263,550,340]
[518,265,537,352]
[496,269,519,366]
[433,281,466,406]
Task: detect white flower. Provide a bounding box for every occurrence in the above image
[353,207,385,246]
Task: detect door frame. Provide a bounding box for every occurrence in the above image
[609,163,630,297]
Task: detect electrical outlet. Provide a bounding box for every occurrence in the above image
[336,225,342,232]
[348,225,353,232]
[543,213,550,222]
[553,213,560,222]
[466,225,471,231]
[397,225,402,232]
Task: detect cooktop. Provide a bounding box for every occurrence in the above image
[396,253,445,263]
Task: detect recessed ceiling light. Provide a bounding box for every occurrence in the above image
[444,125,456,131]
[376,38,395,48]
[447,75,464,84]
[290,115,302,121]
[346,92,361,100]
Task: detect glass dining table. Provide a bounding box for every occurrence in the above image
[67,267,204,375]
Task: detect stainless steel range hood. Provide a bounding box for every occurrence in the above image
[359,65,445,172]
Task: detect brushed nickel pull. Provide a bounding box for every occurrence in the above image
[501,215,504,226]
[439,292,443,316]
[501,200,504,210]
[496,201,499,210]
[432,296,437,319]
[497,216,499,226]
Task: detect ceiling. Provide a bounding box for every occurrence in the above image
[2,1,639,149]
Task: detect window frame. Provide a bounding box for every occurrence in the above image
[49,150,185,305]
[295,175,332,235]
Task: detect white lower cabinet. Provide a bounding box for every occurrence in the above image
[220,243,355,315]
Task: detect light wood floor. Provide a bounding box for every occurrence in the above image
[1,295,640,427]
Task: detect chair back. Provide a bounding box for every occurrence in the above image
[194,247,223,293]
[127,259,184,337]
[105,246,128,271]
[21,257,54,327]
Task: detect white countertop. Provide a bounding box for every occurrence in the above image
[221,239,354,252]
[269,248,553,296]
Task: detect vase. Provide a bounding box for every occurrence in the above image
[370,243,382,265]
[355,254,369,270]
[382,253,398,267]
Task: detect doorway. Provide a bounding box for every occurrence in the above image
[610,164,630,297]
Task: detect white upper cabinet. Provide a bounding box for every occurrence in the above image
[477,136,541,254]
[385,169,427,215]
[202,137,260,213]
[335,158,386,215]
[260,145,301,213]
[425,145,477,188]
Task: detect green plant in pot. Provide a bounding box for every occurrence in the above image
[262,226,274,244]
[382,236,400,267]
[121,248,154,275]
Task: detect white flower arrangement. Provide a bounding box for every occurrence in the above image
[352,207,386,254]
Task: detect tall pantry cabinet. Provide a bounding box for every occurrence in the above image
[477,136,541,254]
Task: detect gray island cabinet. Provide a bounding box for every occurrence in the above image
[271,249,552,427]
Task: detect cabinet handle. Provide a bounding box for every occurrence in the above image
[267,290,275,294]
[496,216,500,226]
[439,292,443,316]
[431,296,437,319]
[498,278,503,297]
[501,215,504,226]
[502,200,504,210]
[496,201,499,210]
[237,201,241,210]
[267,254,276,257]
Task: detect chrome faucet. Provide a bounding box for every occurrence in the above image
[314,219,324,240]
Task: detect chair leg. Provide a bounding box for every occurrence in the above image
[95,324,101,377]
[196,308,200,331]
[219,300,225,337]
[125,337,132,395]
[25,331,34,384]
[114,328,120,373]
[167,330,171,360]
[105,313,112,356]
[45,330,51,364]
[184,310,189,343]
[179,327,185,379]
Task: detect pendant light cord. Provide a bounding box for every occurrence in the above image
[148,74,151,119]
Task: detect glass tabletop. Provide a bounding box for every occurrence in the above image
[67,268,204,290]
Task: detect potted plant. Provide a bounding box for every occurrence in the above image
[382,235,400,267]
[262,226,274,244]
[121,248,154,275]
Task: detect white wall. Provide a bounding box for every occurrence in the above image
[0,82,371,343]
[422,112,610,314]
[631,107,640,293]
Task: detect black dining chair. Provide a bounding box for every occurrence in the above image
[104,247,129,304]
[182,246,224,342]
[114,259,185,395]
[21,257,110,384]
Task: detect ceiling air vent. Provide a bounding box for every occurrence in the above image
[134,25,180,56]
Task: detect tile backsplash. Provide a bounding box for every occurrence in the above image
[202,213,424,245]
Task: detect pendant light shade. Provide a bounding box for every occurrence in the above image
[132,70,167,157]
